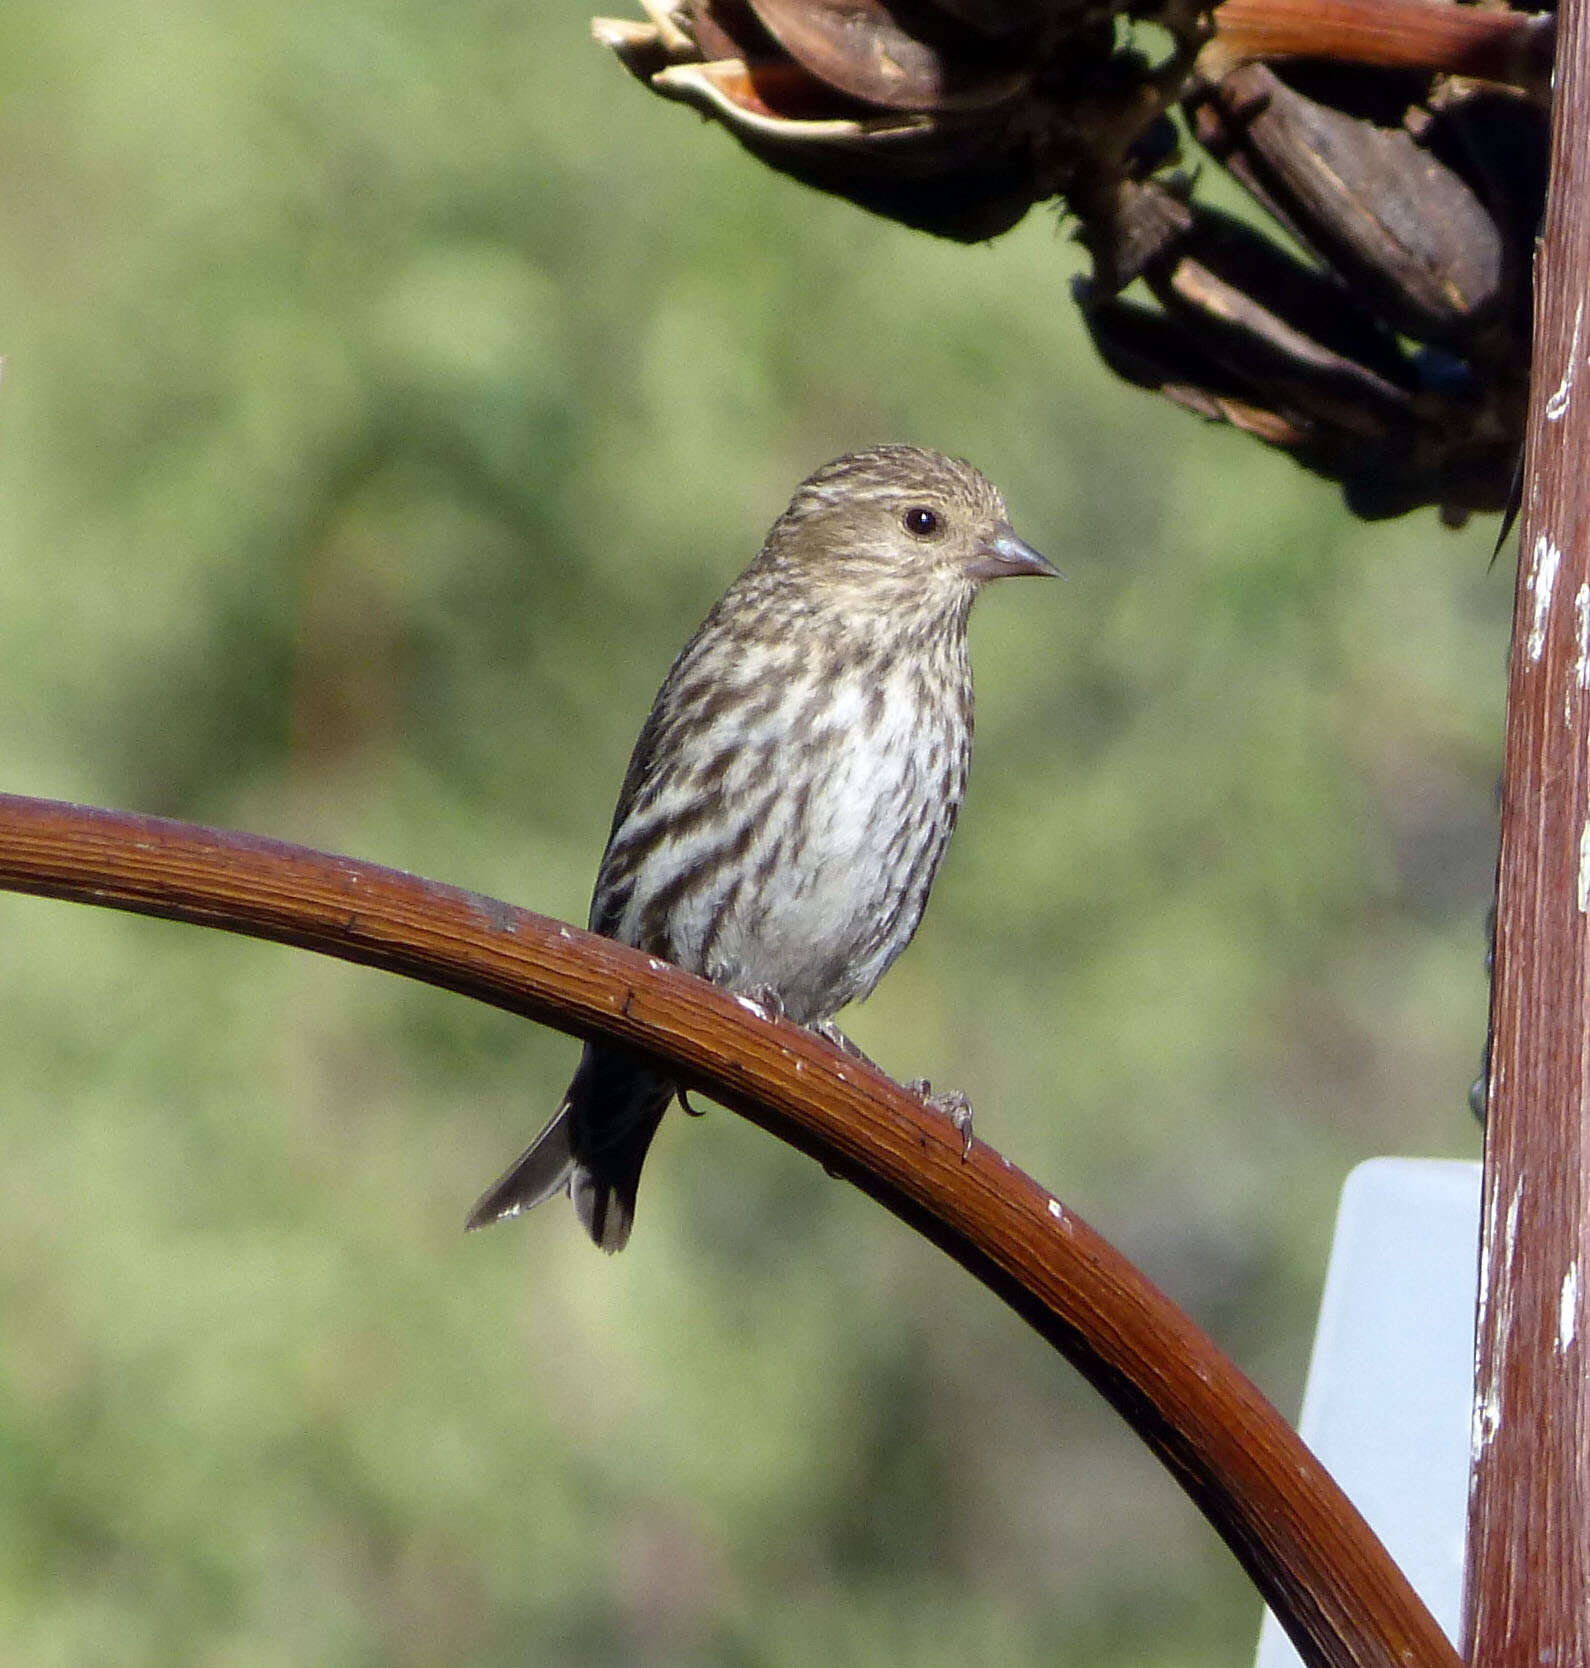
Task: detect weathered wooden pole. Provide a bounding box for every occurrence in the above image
[1466,5,1590,1660]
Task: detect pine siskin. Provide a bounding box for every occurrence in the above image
[468,445,1056,1249]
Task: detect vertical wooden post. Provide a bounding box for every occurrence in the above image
[1466,6,1590,1661]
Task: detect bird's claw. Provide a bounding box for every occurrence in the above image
[812,1018,878,1067]
[745,984,787,1023]
[907,1079,974,1159]
[677,1088,707,1118]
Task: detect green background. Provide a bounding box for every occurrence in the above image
[0,2,1499,1663]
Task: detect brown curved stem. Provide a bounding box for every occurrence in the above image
[0,792,1456,1668]
[1208,0,1554,99]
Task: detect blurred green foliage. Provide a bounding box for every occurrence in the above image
[0,1,1501,1663]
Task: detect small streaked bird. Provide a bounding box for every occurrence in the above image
[467,444,1056,1249]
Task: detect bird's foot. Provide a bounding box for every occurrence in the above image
[743,984,788,1024]
[907,1079,974,1159]
[811,1018,880,1069]
[677,1088,708,1118]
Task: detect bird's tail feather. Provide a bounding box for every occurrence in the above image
[465,1048,674,1252]
[464,1099,579,1233]
[571,1163,641,1253]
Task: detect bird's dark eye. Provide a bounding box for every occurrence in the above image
[903,506,939,537]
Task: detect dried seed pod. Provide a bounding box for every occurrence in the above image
[683,0,782,61]
[642,56,1041,236]
[651,56,930,136]
[593,15,694,78]
[745,0,1029,109]
[1188,62,1505,342]
[1081,282,1504,520]
[1078,153,1528,522]
[593,0,1549,517]
[1082,185,1428,451]
[1078,286,1305,436]
[1148,212,1418,431]
[594,0,1158,238]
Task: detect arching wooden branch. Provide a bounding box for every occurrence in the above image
[0,792,1456,1668]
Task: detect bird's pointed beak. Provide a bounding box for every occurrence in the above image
[968,523,1063,582]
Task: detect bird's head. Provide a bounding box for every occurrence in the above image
[761,445,1056,611]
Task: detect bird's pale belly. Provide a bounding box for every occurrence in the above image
[682,724,959,1023]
